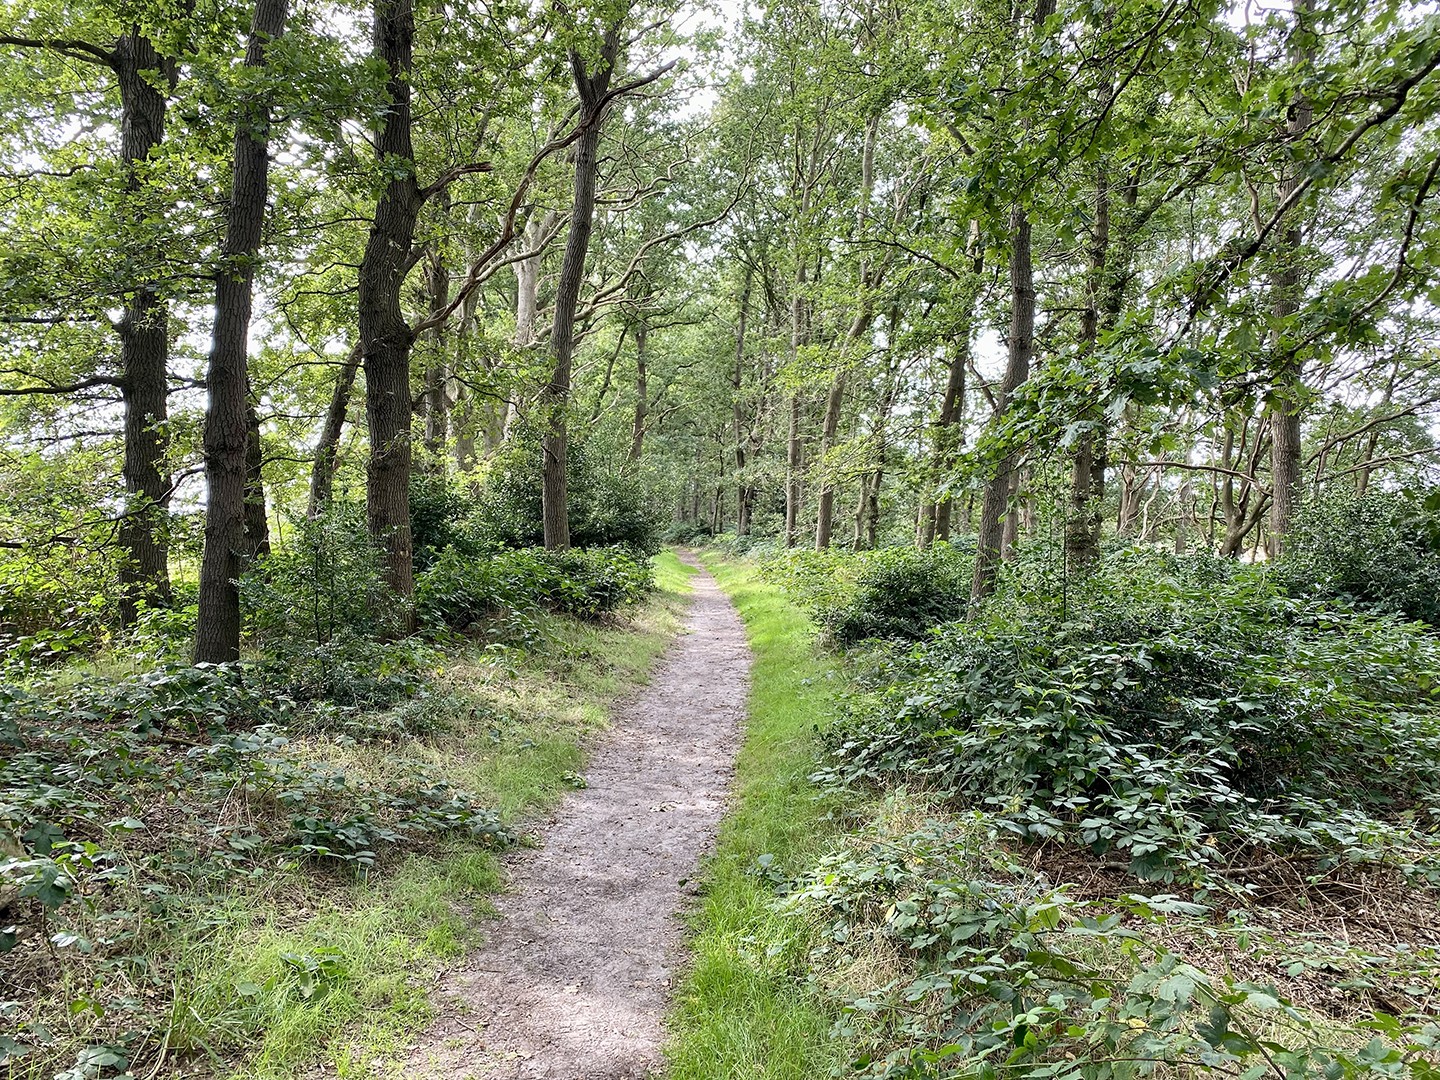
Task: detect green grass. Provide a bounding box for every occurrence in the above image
[6,580,691,1080]
[654,547,701,594]
[197,594,690,1078]
[666,554,851,1079]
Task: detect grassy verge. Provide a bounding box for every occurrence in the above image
[215,594,688,1079]
[4,572,690,1080]
[665,554,851,1079]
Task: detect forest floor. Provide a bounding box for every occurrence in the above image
[384,554,751,1079]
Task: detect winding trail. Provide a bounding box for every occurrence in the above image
[402,555,749,1079]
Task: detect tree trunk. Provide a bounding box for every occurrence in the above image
[813,372,845,549]
[244,396,271,559]
[970,191,1039,608]
[1268,0,1314,556]
[358,0,421,607]
[308,343,361,516]
[1067,164,1111,568]
[114,31,178,626]
[195,0,288,663]
[731,268,752,534]
[542,28,620,551]
[628,321,649,461]
[422,219,449,464]
[785,391,803,546]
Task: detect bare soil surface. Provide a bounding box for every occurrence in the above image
[399,556,749,1079]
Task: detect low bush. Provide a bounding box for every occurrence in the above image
[764,543,974,646]
[417,545,654,632]
[818,558,1440,886]
[1277,488,1440,626]
[468,435,663,555]
[787,807,1440,1080]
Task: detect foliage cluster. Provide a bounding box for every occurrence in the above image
[1278,490,1440,627]
[785,807,1440,1080]
[467,436,665,556]
[816,551,1440,887]
[764,542,975,645]
[417,544,654,631]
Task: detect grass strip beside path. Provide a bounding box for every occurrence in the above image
[667,554,850,1080]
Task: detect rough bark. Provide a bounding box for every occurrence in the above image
[307,343,361,516]
[358,0,421,606]
[114,30,178,626]
[542,27,621,551]
[194,0,287,663]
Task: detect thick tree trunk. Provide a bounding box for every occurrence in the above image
[542,29,620,551]
[114,31,177,626]
[194,0,287,663]
[307,343,361,516]
[358,0,421,606]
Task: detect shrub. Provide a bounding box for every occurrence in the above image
[240,504,404,649]
[663,520,714,545]
[764,543,974,646]
[468,434,663,555]
[818,561,1440,885]
[416,546,654,632]
[1276,488,1440,626]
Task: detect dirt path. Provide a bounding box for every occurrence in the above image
[400,555,748,1079]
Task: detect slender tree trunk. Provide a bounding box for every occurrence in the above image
[731,268,752,534]
[1268,0,1314,556]
[195,0,288,663]
[542,29,620,551]
[244,396,271,559]
[308,343,361,516]
[422,218,449,464]
[813,372,846,549]
[359,0,421,607]
[1067,164,1111,568]
[114,31,178,626]
[785,391,803,546]
[971,191,1039,607]
[629,321,649,461]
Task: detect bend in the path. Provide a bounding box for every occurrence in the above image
[400,553,749,1079]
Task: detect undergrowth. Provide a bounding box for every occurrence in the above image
[692,541,1440,1080]
[1,553,685,1080]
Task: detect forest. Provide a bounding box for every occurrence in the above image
[2,0,1440,1075]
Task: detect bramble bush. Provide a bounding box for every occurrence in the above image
[817,551,1440,886]
[763,542,974,646]
[784,809,1440,1080]
[1277,489,1440,627]
[416,545,653,632]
